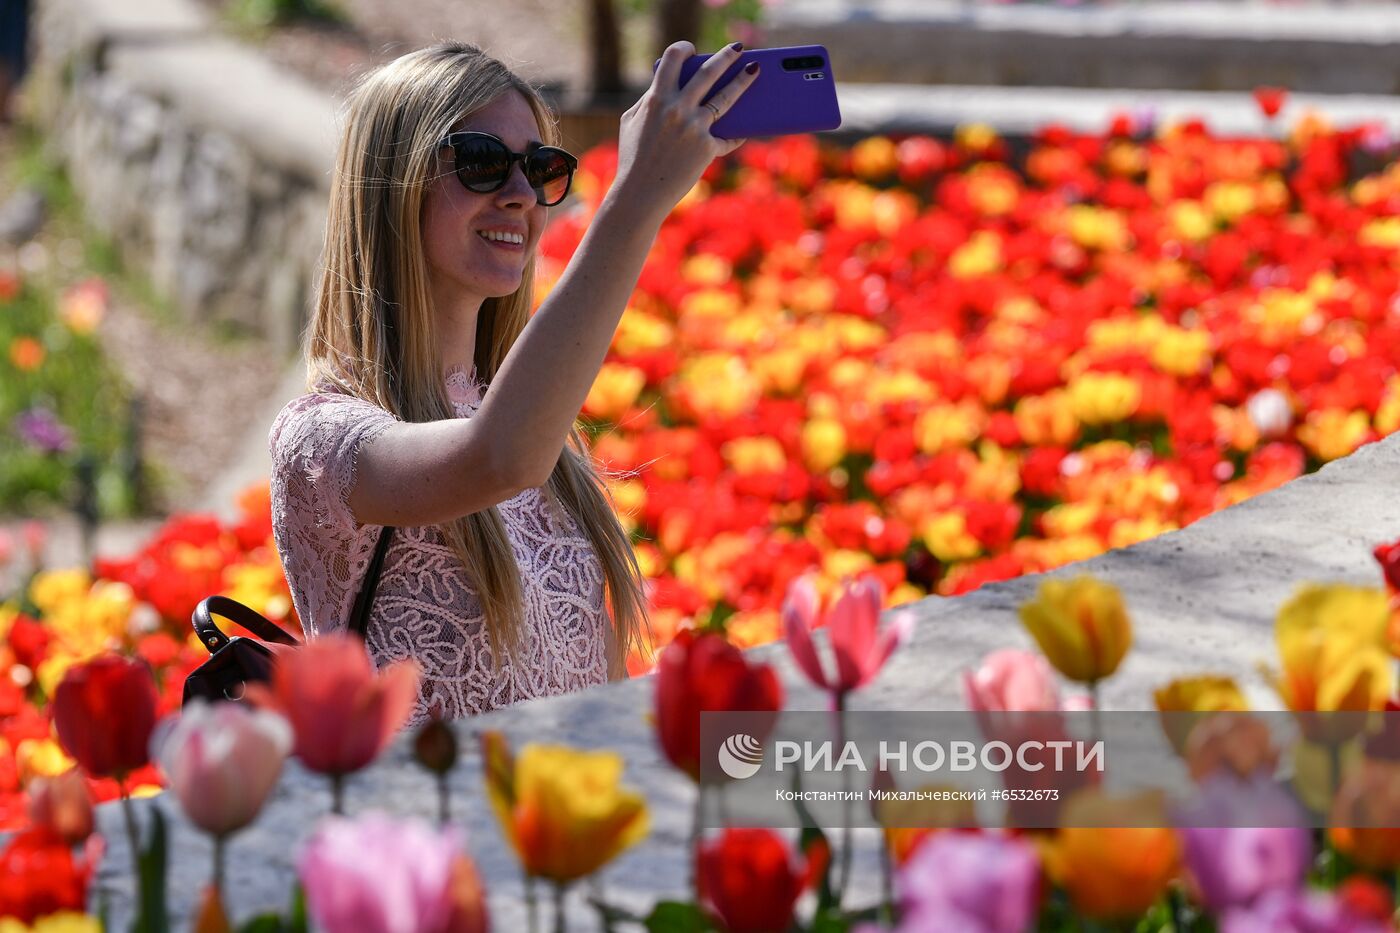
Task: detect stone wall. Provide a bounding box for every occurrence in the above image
[27,0,338,355]
[765,0,1400,94]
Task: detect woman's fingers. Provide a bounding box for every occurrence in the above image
[703,61,761,123]
[651,40,694,99]
[678,42,748,110]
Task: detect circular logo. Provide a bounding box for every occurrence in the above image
[717,733,765,780]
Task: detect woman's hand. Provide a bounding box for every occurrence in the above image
[609,40,759,220]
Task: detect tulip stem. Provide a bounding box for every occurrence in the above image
[691,784,705,906]
[1088,681,1102,748]
[119,786,144,928]
[213,836,226,897]
[834,692,853,910]
[553,881,567,933]
[526,874,539,933]
[330,774,345,816]
[878,834,894,925]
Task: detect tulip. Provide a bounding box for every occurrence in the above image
[1153,674,1248,755]
[1018,576,1131,686]
[481,731,648,885]
[696,829,826,933]
[26,768,94,845]
[1328,756,1400,871]
[1184,711,1279,782]
[52,654,158,781]
[654,628,783,783]
[894,831,1040,933]
[783,573,911,906]
[963,648,1062,713]
[1266,584,1391,748]
[298,812,488,933]
[0,828,100,923]
[1222,887,1390,933]
[783,573,913,702]
[245,632,419,813]
[154,699,291,839]
[414,717,460,825]
[1174,774,1311,913]
[1042,789,1179,921]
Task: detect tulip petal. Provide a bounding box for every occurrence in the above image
[783,588,830,691]
[828,577,883,690]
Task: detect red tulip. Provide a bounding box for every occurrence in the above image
[655,628,783,783]
[245,632,419,777]
[0,827,101,923]
[782,574,913,700]
[1253,86,1288,119]
[52,654,159,781]
[697,828,827,933]
[1374,538,1400,593]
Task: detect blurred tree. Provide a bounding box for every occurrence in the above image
[655,0,702,59]
[590,0,625,98]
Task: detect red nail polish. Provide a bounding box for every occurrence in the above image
[731,42,743,52]
[745,62,759,75]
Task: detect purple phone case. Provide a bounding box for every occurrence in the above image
[651,44,842,140]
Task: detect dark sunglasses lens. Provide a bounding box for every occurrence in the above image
[527,149,573,205]
[454,138,511,191]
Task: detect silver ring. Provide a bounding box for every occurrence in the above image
[704,101,721,121]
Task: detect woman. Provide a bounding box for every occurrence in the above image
[268,39,759,723]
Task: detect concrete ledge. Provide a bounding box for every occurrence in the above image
[92,431,1400,928]
[829,82,1400,139]
[765,0,1400,93]
[107,37,338,186]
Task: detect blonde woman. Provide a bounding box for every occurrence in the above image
[268,40,759,723]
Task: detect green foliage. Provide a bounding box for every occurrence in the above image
[226,0,346,28]
[0,276,140,518]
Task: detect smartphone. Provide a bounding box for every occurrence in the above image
[651,44,842,140]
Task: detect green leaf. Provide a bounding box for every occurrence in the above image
[789,770,837,914]
[236,915,287,933]
[134,803,169,933]
[644,901,715,933]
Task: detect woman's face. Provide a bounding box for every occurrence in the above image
[421,89,548,312]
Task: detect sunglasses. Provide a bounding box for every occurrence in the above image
[438,132,579,207]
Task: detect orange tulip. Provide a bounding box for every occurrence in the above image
[1041,789,1179,921]
[245,632,418,780]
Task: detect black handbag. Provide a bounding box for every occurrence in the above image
[182,526,396,705]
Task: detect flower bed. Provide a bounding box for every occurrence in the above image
[0,107,1398,901]
[540,111,1400,660]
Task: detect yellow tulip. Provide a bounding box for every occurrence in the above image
[1153,675,1248,755]
[1270,584,1390,713]
[1041,790,1179,921]
[0,915,103,933]
[583,363,647,422]
[481,732,648,884]
[1019,576,1132,684]
[800,418,847,473]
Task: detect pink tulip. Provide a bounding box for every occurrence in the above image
[299,812,488,933]
[246,632,419,778]
[962,649,1062,713]
[783,574,913,700]
[27,768,94,844]
[153,699,292,838]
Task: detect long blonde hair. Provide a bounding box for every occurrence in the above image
[304,41,650,672]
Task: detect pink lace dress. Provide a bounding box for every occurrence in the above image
[268,364,611,724]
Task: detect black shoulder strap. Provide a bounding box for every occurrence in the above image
[349,526,395,638]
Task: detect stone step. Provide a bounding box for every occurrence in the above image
[826,81,1400,139]
[763,0,1400,94]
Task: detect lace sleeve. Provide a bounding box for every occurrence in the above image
[269,392,401,534]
